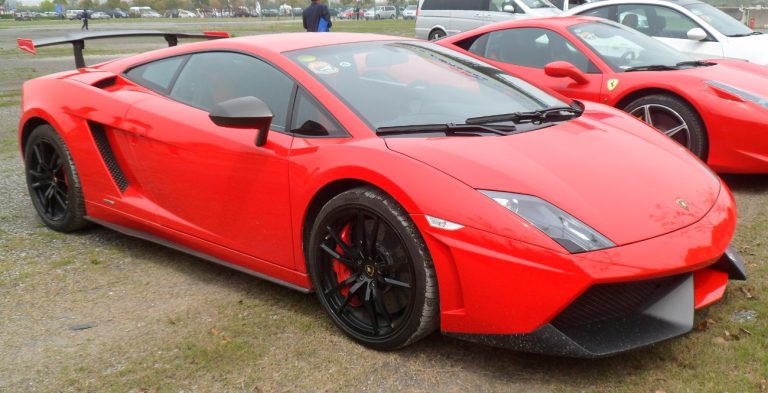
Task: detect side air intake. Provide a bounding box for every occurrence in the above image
[89,122,129,192]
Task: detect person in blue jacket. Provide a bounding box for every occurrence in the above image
[302,0,332,32]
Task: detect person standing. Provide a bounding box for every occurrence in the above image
[302,0,331,32]
[81,10,89,30]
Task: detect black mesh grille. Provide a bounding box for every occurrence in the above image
[552,275,682,329]
[89,122,128,192]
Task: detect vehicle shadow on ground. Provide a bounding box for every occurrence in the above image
[721,174,768,193]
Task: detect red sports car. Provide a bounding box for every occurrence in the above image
[437,16,768,173]
[18,31,745,357]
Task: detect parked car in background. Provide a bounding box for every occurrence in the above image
[90,11,111,19]
[262,8,279,16]
[403,5,417,19]
[415,0,562,40]
[66,9,83,19]
[176,9,200,17]
[14,11,35,21]
[565,0,768,65]
[438,16,768,172]
[365,5,397,19]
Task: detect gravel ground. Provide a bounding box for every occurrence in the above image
[1,20,766,393]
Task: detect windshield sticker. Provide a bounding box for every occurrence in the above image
[297,55,317,63]
[577,30,597,40]
[308,61,339,75]
[607,79,619,91]
[339,61,352,67]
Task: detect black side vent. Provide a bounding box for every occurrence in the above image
[92,76,117,90]
[89,122,129,192]
[552,275,683,329]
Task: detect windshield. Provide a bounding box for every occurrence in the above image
[520,0,558,9]
[569,21,692,72]
[287,41,567,131]
[684,3,753,37]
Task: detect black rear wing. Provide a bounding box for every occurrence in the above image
[17,30,230,68]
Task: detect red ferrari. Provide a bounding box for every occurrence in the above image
[18,31,745,357]
[437,16,768,173]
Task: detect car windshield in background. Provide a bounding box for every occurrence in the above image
[287,41,568,131]
[569,21,692,72]
[684,2,754,37]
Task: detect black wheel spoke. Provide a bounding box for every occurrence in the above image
[320,243,355,269]
[354,209,366,251]
[48,151,59,173]
[28,169,46,179]
[363,283,379,335]
[326,226,351,255]
[32,144,46,170]
[373,284,394,329]
[324,274,359,296]
[382,277,411,289]
[367,216,380,257]
[30,180,50,189]
[336,279,366,316]
[52,189,68,211]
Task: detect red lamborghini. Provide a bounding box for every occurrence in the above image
[437,16,768,173]
[17,31,745,357]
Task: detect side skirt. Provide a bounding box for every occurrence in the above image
[87,216,311,294]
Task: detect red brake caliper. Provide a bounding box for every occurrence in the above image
[332,223,361,307]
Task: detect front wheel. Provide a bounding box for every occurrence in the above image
[623,94,707,159]
[307,187,439,350]
[24,124,88,232]
[428,29,446,40]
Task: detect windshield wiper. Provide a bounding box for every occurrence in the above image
[728,31,762,37]
[465,106,582,125]
[676,60,716,67]
[375,123,517,136]
[624,64,679,72]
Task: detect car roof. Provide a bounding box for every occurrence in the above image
[568,0,703,11]
[442,15,606,42]
[104,33,416,70]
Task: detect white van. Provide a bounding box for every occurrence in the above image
[415,0,562,40]
[66,9,83,20]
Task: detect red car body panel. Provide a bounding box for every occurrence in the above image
[18,32,744,355]
[438,16,768,173]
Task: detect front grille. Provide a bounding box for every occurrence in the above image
[552,275,683,329]
[89,122,129,192]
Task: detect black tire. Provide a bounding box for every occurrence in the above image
[24,124,88,232]
[307,186,439,350]
[622,94,708,159]
[428,29,446,40]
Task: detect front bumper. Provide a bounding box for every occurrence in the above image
[414,182,742,357]
[448,248,744,358]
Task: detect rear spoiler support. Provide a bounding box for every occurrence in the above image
[17,30,230,68]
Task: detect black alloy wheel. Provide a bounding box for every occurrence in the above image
[308,187,438,350]
[24,124,88,232]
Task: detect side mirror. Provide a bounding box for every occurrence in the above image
[503,4,521,13]
[544,61,589,85]
[686,27,707,41]
[209,96,273,146]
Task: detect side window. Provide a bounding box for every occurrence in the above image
[290,89,346,137]
[124,56,187,94]
[482,28,598,73]
[169,52,294,131]
[648,6,701,39]
[580,5,617,22]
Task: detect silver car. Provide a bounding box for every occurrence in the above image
[415,0,562,40]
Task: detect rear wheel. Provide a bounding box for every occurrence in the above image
[24,124,88,232]
[308,187,438,350]
[428,29,446,40]
[623,94,707,159]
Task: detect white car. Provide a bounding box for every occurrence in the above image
[403,5,417,19]
[565,0,768,65]
[89,11,111,19]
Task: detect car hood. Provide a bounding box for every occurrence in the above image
[721,34,768,65]
[384,104,720,246]
[683,59,768,96]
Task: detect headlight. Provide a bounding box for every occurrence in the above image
[480,190,615,253]
[706,80,768,109]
